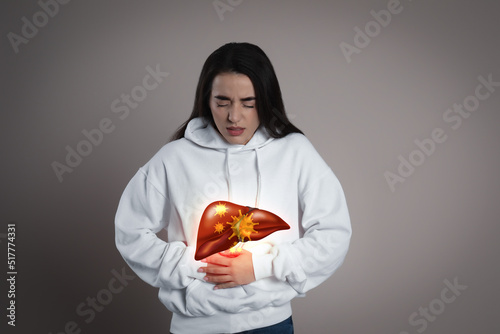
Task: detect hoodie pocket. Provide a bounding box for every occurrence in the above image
[186,280,258,316]
[184,279,219,317]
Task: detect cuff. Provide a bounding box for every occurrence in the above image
[182,247,206,281]
[252,253,274,281]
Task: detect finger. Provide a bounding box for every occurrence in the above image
[204,253,232,266]
[214,282,237,290]
[202,253,220,263]
[201,264,229,275]
[204,274,232,283]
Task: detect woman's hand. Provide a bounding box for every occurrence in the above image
[198,249,255,289]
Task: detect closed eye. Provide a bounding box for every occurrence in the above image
[214,95,255,109]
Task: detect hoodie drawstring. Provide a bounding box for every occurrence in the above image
[254,148,262,208]
[225,149,232,202]
[224,147,262,208]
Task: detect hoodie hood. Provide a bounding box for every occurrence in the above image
[184,117,274,151]
[184,117,274,208]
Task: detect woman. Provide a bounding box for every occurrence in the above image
[115,42,351,334]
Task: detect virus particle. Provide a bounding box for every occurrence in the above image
[214,222,225,234]
[214,202,228,218]
[227,210,259,242]
[228,246,242,254]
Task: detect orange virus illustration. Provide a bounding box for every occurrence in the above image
[194,201,290,260]
[213,222,225,234]
[214,202,228,217]
[227,210,258,242]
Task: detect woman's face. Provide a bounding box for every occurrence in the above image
[209,72,260,145]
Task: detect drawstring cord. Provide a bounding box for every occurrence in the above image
[225,147,262,208]
[254,148,261,208]
[225,148,232,202]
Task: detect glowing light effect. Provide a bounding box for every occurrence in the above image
[214,202,228,218]
[229,246,243,254]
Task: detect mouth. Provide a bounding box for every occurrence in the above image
[226,127,245,136]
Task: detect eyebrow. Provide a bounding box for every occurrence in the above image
[214,95,256,102]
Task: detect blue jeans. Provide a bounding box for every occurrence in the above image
[235,316,294,334]
[170,316,294,334]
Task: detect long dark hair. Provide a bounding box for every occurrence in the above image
[170,42,303,141]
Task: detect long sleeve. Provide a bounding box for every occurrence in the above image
[250,132,352,295]
[115,168,204,291]
[252,168,351,293]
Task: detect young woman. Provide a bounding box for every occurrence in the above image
[115,42,352,334]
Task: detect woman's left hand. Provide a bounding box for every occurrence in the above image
[198,249,256,289]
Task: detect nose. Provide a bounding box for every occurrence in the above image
[227,104,243,124]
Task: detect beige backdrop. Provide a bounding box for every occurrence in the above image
[1,0,499,333]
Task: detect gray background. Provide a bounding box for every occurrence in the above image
[1,0,499,333]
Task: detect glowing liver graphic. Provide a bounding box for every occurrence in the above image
[195,201,289,260]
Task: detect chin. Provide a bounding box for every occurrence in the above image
[227,137,245,145]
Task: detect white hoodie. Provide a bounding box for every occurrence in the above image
[115,117,351,333]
